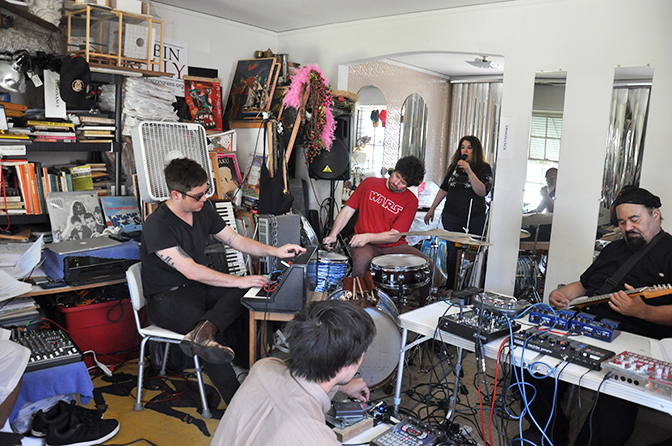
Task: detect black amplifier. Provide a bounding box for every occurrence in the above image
[63,256,139,285]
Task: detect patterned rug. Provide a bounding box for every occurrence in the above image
[88,361,225,446]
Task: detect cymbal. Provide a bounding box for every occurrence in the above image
[522,212,553,226]
[520,229,531,239]
[400,228,492,246]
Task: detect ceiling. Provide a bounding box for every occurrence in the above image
[148,0,510,78]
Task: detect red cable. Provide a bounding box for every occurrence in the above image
[488,336,510,446]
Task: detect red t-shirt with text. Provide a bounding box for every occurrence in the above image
[346,177,418,247]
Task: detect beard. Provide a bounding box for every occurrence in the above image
[625,231,647,251]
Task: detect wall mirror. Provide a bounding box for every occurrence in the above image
[517,71,566,299]
[598,66,654,238]
[399,93,428,161]
[353,85,387,182]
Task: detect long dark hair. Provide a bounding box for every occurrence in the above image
[447,135,489,174]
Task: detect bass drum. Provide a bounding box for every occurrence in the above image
[328,289,401,389]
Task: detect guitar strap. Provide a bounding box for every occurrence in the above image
[595,230,664,296]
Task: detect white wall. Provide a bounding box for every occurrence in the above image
[275,0,672,297]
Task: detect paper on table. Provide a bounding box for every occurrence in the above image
[0,269,32,302]
[656,338,672,363]
[0,235,45,279]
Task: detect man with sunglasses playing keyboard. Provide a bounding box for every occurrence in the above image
[141,158,304,403]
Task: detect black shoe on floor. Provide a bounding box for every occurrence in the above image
[45,412,119,446]
[31,400,103,438]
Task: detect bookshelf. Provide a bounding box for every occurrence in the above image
[0,72,124,227]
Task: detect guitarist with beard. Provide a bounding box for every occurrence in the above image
[519,186,672,446]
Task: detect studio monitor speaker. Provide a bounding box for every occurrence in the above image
[308,112,352,181]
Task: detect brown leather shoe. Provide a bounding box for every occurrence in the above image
[179,320,235,364]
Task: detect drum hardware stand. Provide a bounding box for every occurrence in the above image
[527,223,543,303]
[427,236,442,302]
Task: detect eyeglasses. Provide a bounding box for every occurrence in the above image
[177,190,206,201]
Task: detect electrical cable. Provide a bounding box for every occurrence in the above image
[586,372,613,446]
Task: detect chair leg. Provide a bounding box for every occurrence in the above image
[134,337,149,411]
[159,343,170,376]
[193,355,212,418]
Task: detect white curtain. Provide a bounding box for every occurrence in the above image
[601,86,651,208]
[448,81,503,166]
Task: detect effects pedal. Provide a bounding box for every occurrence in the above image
[529,308,576,330]
[371,417,440,446]
[439,309,520,344]
[512,327,615,370]
[10,327,83,372]
[604,351,672,399]
[528,309,620,342]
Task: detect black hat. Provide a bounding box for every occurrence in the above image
[610,185,662,225]
[60,56,91,107]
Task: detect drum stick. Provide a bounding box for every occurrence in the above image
[356,277,365,300]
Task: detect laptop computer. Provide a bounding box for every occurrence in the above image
[46,236,122,255]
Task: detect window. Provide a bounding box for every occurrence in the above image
[524,113,562,209]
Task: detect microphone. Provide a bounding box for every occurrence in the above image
[458,154,467,170]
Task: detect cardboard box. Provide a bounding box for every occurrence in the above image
[53,299,140,367]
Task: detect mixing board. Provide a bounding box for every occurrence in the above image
[10,328,83,372]
[512,327,615,370]
[604,351,672,399]
[439,309,521,344]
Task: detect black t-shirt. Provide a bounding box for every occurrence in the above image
[440,163,493,220]
[141,202,226,295]
[580,231,672,339]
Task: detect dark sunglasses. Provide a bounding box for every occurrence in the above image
[177,190,206,201]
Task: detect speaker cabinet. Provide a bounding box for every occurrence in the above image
[308,112,352,181]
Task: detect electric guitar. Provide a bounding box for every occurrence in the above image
[569,283,672,309]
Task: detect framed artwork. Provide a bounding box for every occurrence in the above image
[242,154,265,200]
[184,75,223,131]
[223,58,277,124]
[46,191,106,242]
[208,130,237,152]
[99,196,142,232]
[216,153,242,200]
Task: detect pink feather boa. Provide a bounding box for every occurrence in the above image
[282,64,336,151]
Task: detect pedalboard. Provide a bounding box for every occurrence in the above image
[604,351,672,399]
[439,309,520,344]
[528,308,620,342]
[512,327,615,370]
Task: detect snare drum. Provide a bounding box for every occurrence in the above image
[315,251,348,292]
[370,254,430,292]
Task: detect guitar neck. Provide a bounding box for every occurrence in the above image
[570,284,672,309]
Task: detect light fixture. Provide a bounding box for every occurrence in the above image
[0,51,29,93]
[466,56,501,69]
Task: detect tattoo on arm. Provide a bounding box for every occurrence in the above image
[157,248,192,269]
[157,252,175,268]
[225,232,238,246]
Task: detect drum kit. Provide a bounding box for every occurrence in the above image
[317,228,492,390]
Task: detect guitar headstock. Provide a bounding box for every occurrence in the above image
[639,283,672,300]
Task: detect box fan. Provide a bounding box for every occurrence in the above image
[131,121,215,203]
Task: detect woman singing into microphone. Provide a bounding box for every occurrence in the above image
[424,135,493,289]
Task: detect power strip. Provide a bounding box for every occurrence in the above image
[604,351,672,399]
[512,327,615,370]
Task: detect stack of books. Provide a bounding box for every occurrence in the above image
[0,159,48,215]
[75,115,116,143]
[26,120,77,143]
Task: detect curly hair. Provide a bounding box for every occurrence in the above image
[394,155,426,187]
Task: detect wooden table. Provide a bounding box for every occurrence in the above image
[248,291,324,369]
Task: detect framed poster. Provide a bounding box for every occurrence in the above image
[216,153,242,200]
[184,75,223,131]
[208,130,237,152]
[223,58,276,124]
[242,155,265,200]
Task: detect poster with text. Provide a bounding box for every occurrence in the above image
[148,37,188,97]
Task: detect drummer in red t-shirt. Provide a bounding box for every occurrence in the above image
[323,156,431,301]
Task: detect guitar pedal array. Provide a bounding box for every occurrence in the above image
[528,308,620,342]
